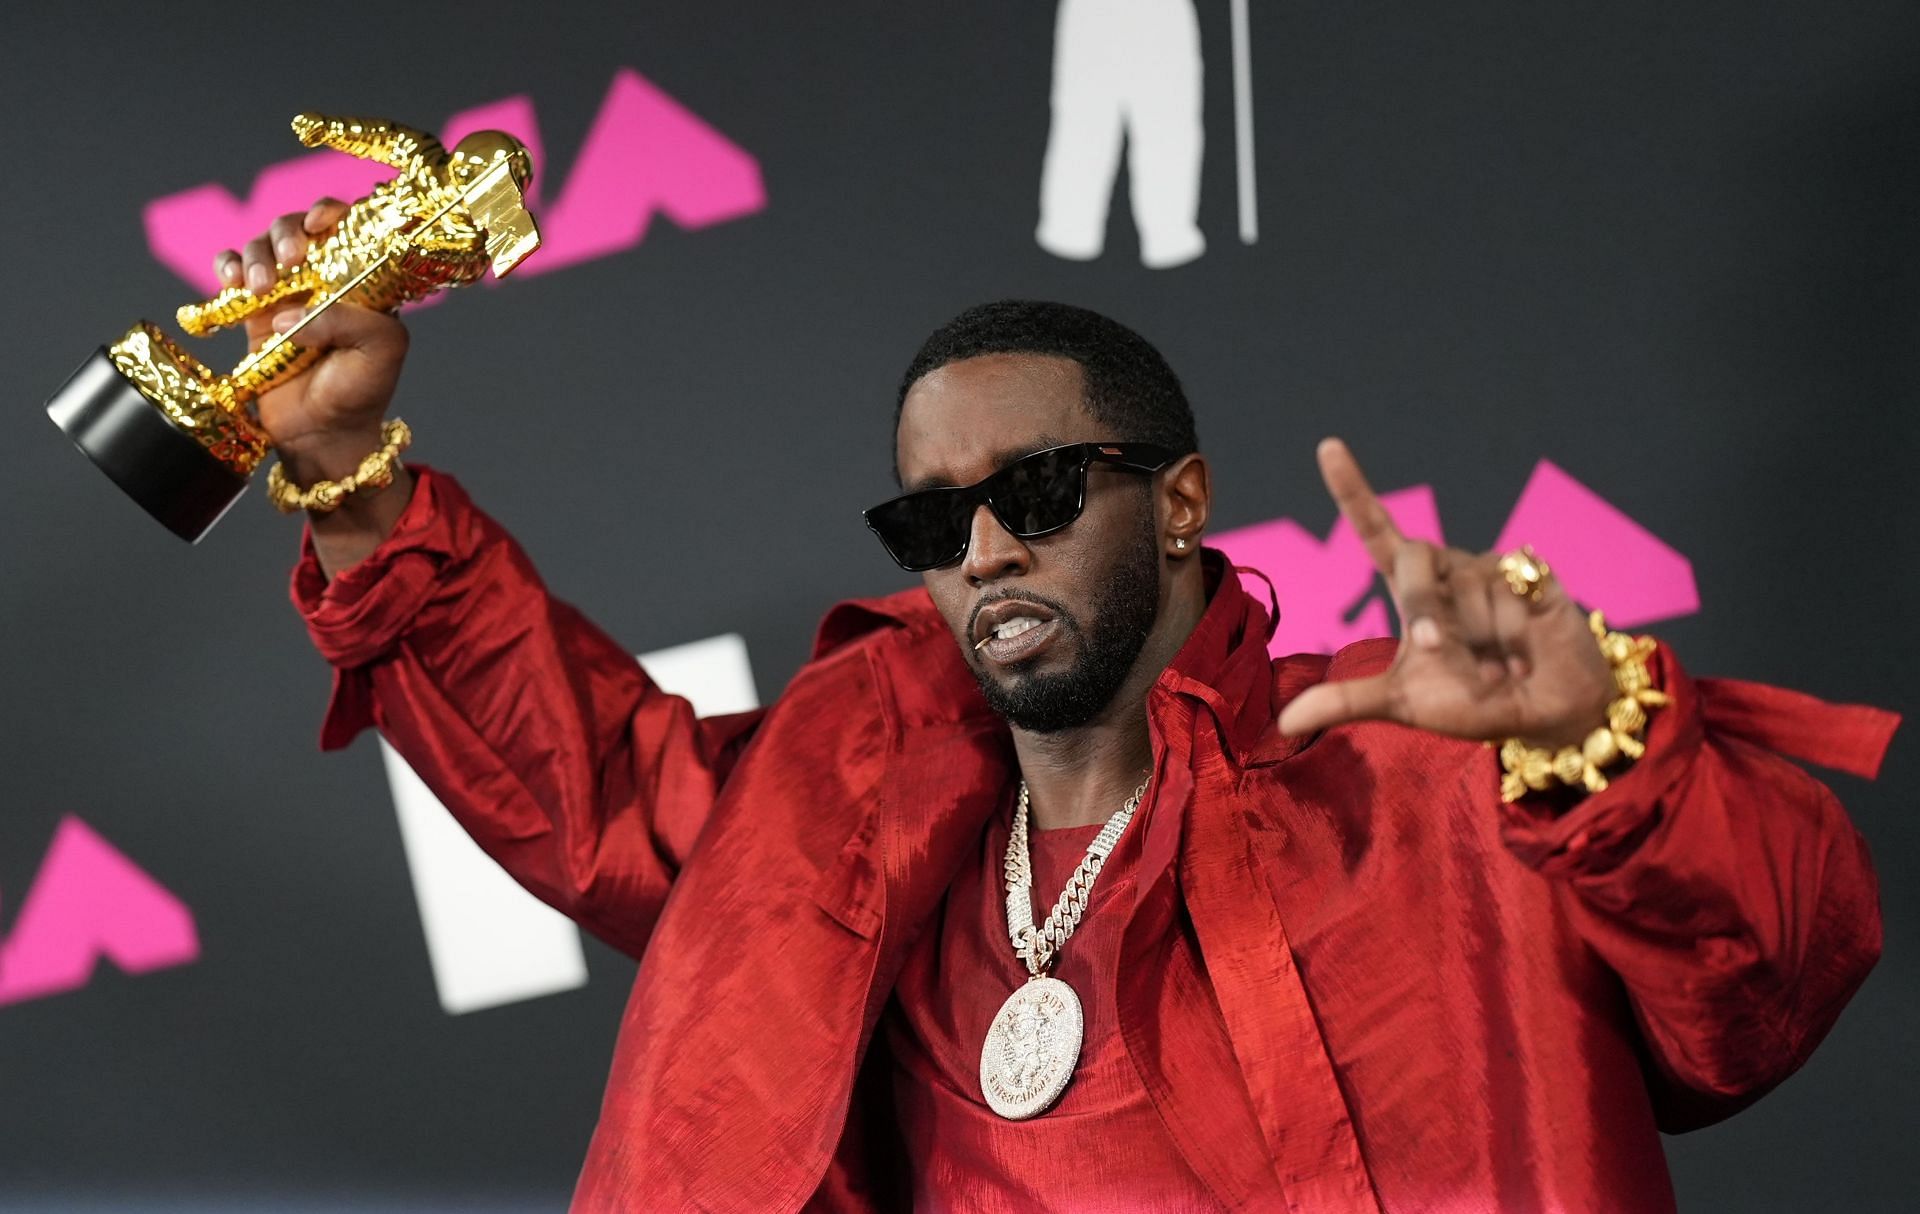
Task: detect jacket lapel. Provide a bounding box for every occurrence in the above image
[855,622,1013,1051]
[1179,748,1383,1214]
[1120,559,1382,1212]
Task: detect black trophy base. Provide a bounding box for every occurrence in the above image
[45,348,250,543]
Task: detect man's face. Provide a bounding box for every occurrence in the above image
[894,353,1163,732]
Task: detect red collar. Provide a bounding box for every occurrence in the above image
[1150,552,1284,764]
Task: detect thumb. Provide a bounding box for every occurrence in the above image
[1276,673,1396,737]
[272,300,408,361]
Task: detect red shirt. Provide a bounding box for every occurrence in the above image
[887,809,1256,1210]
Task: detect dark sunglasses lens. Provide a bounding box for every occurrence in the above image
[991,447,1086,535]
[869,488,972,569]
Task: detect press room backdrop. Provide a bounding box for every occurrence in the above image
[2,1,1915,1209]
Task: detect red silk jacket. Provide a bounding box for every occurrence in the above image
[295,470,1892,1213]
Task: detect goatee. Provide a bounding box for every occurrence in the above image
[974,517,1161,733]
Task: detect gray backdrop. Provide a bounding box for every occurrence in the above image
[2,1,1915,1209]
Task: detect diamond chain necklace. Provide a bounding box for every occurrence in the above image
[979,774,1151,1120]
[1003,777,1151,974]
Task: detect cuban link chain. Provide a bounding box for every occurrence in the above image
[1004,775,1152,975]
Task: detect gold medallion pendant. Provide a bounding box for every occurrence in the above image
[979,975,1084,1120]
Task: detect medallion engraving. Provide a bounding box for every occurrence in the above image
[979,976,1085,1119]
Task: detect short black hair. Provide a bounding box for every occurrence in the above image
[894,300,1199,476]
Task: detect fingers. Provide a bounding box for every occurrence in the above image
[269,305,304,334]
[1446,556,1505,683]
[269,211,310,271]
[1318,437,1402,573]
[305,196,348,234]
[1392,541,1450,651]
[213,198,348,294]
[238,230,277,293]
[1490,574,1535,679]
[1277,673,1395,737]
[1392,543,1511,691]
[1281,538,1601,742]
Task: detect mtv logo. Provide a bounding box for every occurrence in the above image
[1215,459,1699,657]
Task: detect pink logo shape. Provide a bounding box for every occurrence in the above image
[1214,460,1699,657]
[144,67,766,295]
[502,67,766,277]
[1493,459,1698,628]
[1215,486,1443,657]
[0,816,200,1006]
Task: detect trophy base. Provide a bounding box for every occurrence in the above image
[46,348,250,543]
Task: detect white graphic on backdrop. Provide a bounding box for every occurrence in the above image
[1038,0,1256,267]
[1038,0,1207,267]
[1035,0,1258,266]
[380,633,759,1015]
[1228,0,1257,245]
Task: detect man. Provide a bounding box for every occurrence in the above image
[225,203,1889,1212]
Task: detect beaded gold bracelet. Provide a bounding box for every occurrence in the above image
[266,418,412,515]
[1498,611,1670,804]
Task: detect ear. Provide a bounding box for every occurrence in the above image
[1161,454,1211,559]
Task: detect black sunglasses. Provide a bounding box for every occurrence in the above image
[864,442,1176,571]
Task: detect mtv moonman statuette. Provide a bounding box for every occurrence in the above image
[45,113,541,542]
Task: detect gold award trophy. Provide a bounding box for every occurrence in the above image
[45,113,541,542]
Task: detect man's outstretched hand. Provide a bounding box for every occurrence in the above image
[216,197,415,578]
[1276,439,1614,747]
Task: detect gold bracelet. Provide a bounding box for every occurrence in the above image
[266,418,412,515]
[1498,611,1670,804]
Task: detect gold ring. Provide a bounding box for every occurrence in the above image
[1496,546,1553,603]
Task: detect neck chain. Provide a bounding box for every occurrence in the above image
[978,775,1151,1120]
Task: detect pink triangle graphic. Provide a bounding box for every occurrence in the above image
[142,68,766,296]
[1493,460,1698,628]
[1214,461,1700,659]
[0,816,200,1006]
[1215,485,1444,657]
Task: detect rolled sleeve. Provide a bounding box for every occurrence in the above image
[290,466,468,749]
[1496,642,1890,1126]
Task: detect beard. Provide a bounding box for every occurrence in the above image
[971,504,1162,733]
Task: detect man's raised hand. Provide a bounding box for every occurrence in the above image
[212,197,416,575]
[1275,439,1613,747]
[211,196,411,467]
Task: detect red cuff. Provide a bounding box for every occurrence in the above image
[1496,643,1901,878]
[1692,676,1900,780]
[1497,643,1704,877]
[288,466,478,750]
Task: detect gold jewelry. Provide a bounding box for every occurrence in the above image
[980,775,1150,1120]
[265,418,412,514]
[1497,545,1552,602]
[1498,611,1670,803]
